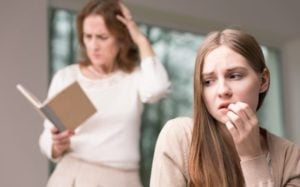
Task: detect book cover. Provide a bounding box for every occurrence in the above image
[16,81,97,132]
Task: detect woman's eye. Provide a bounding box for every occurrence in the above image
[84,34,92,40]
[229,73,242,80]
[97,35,108,40]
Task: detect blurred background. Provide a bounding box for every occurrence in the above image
[1,0,299,186]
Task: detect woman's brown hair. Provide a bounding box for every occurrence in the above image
[77,0,139,73]
[189,29,270,187]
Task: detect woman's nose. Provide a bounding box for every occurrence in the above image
[91,39,100,50]
[217,80,232,98]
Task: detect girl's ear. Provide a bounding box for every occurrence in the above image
[259,68,270,93]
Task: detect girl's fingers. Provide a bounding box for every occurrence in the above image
[226,110,245,132]
[225,121,239,139]
[235,102,258,127]
[228,103,249,121]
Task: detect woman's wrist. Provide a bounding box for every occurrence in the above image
[51,145,67,159]
[136,36,155,59]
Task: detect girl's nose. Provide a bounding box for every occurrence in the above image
[217,80,232,98]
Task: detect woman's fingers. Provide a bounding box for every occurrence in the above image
[116,2,134,25]
[53,137,70,145]
[116,2,144,44]
[118,2,133,20]
[51,127,59,134]
[51,128,74,144]
[52,142,70,158]
[50,128,74,158]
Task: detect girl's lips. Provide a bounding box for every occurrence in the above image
[218,103,231,110]
[219,107,229,114]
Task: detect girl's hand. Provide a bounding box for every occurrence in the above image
[51,128,75,159]
[225,102,264,161]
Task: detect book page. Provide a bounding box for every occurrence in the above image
[16,84,42,108]
[46,81,97,130]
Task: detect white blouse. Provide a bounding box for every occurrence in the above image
[39,57,170,169]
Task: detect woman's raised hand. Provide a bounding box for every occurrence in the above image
[116,2,143,44]
[116,2,154,59]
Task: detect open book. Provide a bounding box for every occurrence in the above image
[16,81,97,132]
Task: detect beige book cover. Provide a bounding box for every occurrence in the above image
[16,81,97,131]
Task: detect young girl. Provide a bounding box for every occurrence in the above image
[150,29,300,187]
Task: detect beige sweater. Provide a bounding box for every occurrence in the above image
[150,117,300,187]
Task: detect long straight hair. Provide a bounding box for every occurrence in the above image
[188,29,269,187]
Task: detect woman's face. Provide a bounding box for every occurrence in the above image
[83,14,119,67]
[202,46,266,124]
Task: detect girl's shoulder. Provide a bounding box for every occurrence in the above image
[267,131,300,151]
[158,117,193,146]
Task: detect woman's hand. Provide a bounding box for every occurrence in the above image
[116,2,155,59]
[51,128,75,159]
[225,102,264,161]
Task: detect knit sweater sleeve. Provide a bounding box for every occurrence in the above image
[241,134,300,187]
[240,154,274,187]
[279,141,300,186]
[150,117,192,187]
[138,56,171,103]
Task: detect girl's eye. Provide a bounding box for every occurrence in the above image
[203,79,213,86]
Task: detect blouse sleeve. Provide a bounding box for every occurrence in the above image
[38,70,66,161]
[150,118,191,187]
[138,56,171,103]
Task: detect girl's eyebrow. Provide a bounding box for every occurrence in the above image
[202,72,214,77]
[226,67,248,72]
[202,66,248,76]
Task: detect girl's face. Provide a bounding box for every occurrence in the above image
[83,14,119,67]
[202,46,268,124]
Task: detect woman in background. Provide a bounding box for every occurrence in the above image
[150,29,300,187]
[39,0,170,186]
